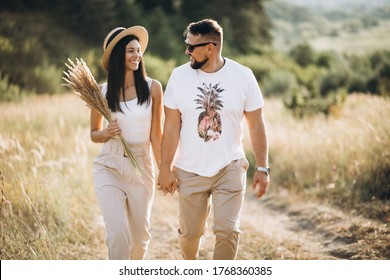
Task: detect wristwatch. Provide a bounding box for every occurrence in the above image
[256,166,270,175]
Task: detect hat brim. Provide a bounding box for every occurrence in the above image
[101,26,148,71]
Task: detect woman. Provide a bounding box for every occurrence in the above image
[91,26,163,260]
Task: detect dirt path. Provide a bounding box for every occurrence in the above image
[94,188,389,260]
[239,193,389,260]
[145,189,389,260]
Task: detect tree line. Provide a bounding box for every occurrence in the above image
[1,0,389,116]
[1,0,272,58]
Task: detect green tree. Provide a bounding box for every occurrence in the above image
[143,6,185,59]
[135,0,176,14]
[289,43,315,67]
[180,0,272,54]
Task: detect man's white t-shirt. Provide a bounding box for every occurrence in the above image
[164,58,264,177]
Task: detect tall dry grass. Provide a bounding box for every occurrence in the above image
[262,94,390,222]
[1,93,389,259]
[0,94,105,259]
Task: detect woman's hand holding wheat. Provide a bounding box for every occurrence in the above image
[107,119,122,137]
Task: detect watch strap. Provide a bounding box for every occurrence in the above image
[256,166,270,175]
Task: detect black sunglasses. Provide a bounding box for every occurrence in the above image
[185,42,217,53]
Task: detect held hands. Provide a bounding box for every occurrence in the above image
[157,167,269,198]
[252,171,270,199]
[157,167,178,196]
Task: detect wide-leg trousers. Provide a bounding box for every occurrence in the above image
[93,139,155,260]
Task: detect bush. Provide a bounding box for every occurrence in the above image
[292,65,325,95]
[262,69,298,96]
[289,43,315,67]
[366,60,390,96]
[143,54,176,88]
[0,75,29,102]
[319,69,349,96]
[345,55,373,93]
[377,61,390,96]
[235,54,274,83]
[316,51,335,68]
[342,18,363,33]
[284,87,346,118]
[348,74,368,93]
[32,64,63,94]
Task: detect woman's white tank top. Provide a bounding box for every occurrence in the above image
[101,78,152,143]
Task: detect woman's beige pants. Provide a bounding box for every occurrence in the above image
[93,139,155,260]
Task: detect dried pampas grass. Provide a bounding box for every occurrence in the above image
[62,58,142,179]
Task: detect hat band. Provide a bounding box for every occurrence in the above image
[104,28,126,50]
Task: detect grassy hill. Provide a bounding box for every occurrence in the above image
[282,0,387,10]
[310,20,390,55]
[266,0,390,54]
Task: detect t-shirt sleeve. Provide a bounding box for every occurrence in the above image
[244,70,264,112]
[163,71,178,110]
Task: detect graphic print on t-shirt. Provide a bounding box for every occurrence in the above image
[194,82,224,142]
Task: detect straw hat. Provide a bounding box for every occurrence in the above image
[101,26,148,71]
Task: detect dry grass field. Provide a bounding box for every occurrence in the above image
[1,93,389,260]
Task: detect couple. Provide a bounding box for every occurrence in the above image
[91,19,270,260]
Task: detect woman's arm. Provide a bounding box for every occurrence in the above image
[90,108,121,143]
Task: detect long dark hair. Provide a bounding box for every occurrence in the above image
[106,35,150,112]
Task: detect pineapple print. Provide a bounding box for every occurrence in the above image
[194,82,224,142]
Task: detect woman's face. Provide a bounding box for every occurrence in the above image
[124,39,142,71]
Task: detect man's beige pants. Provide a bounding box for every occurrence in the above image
[175,158,248,260]
[93,139,155,260]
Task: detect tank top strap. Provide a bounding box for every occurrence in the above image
[146,77,152,90]
[100,82,108,96]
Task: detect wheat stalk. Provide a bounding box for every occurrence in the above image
[62,58,142,180]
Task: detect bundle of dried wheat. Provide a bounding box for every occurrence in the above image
[62,58,142,179]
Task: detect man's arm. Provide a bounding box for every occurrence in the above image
[244,108,270,198]
[150,80,164,167]
[158,106,181,195]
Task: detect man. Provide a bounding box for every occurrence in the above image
[159,19,269,260]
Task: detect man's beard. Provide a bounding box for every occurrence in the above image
[190,57,209,69]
